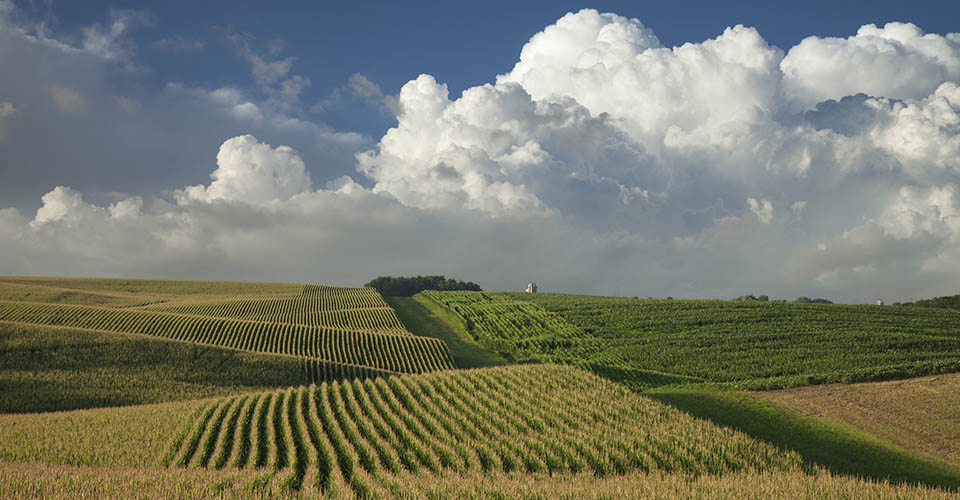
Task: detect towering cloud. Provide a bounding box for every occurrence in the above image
[178,135,313,205]
[1,8,959,302]
[782,23,960,109]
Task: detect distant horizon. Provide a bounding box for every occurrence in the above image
[1,274,928,305]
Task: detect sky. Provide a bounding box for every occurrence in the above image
[1,1,959,303]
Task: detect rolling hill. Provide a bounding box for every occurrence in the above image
[0,278,454,384]
[420,291,960,389]
[3,278,959,498]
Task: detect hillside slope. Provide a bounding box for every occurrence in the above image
[0,279,455,382]
[0,322,316,413]
[0,364,800,496]
[758,373,960,471]
[420,291,960,389]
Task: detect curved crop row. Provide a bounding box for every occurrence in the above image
[145,286,407,334]
[0,301,453,375]
[419,291,583,355]
[165,365,801,497]
[423,291,960,389]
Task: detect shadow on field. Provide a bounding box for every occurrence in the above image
[646,388,960,491]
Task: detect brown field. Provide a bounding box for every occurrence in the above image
[758,373,960,471]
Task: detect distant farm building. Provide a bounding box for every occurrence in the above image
[876,299,884,306]
[525,282,538,293]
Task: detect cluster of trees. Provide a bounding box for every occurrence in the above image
[895,294,960,309]
[364,275,482,297]
[794,297,833,304]
[734,294,834,304]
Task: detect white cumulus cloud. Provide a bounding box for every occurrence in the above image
[782,22,960,109]
[3,8,960,303]
[178,135,312,205]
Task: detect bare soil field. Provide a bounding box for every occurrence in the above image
[758,373,960,470]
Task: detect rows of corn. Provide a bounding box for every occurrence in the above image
[164,365,801,497]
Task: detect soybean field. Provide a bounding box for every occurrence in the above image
[420,291,960,389]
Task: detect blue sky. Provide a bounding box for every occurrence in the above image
[1,1,960,301]
[14,0,959,139]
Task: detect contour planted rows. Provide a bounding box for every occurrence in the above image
[424,290,960,389]
[166,365,801,497]
[0,281,454,379]
[0,302,450,375]
[145,285,408,335]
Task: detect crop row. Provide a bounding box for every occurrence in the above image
[419,291,582,356]
[0,301,453,374]
[0,277,304,297]
[423,291,960,388]
[144,286,406,334]
[164,365,799,497]
[300,358,400,384]
[6,464,959,500]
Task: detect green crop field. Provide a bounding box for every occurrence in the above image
[0,321,320,413]
[420,291,960,390]
[0,279,454,382]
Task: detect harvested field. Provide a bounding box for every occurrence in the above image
[758,373,960,470]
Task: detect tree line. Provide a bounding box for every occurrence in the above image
[364,275,481,297]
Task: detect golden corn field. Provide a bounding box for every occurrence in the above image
[3,464,958,500]
[164,365,800,494]
[0,279,453,381]
[1,364,955,499]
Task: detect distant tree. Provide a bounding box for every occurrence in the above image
[897,294,960,310]
[794,296,833,304]
[364,275,482,297]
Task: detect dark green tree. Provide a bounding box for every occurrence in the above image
[364,275,482,296]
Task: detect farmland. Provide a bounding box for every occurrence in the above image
[3,278,960,498]
[0,278,454,382]
[165,365,798,487]
[420,291,960,389]
[0,322,317,413]
[3,464,957,500]
[758,373,960,470]
[2,364,956,499]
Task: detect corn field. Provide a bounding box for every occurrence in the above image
[0,280,454,382]
[421,291,960,389]
[163,365,801,497]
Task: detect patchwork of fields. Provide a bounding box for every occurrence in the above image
[2,277,959,498]
[420,291,960,389]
